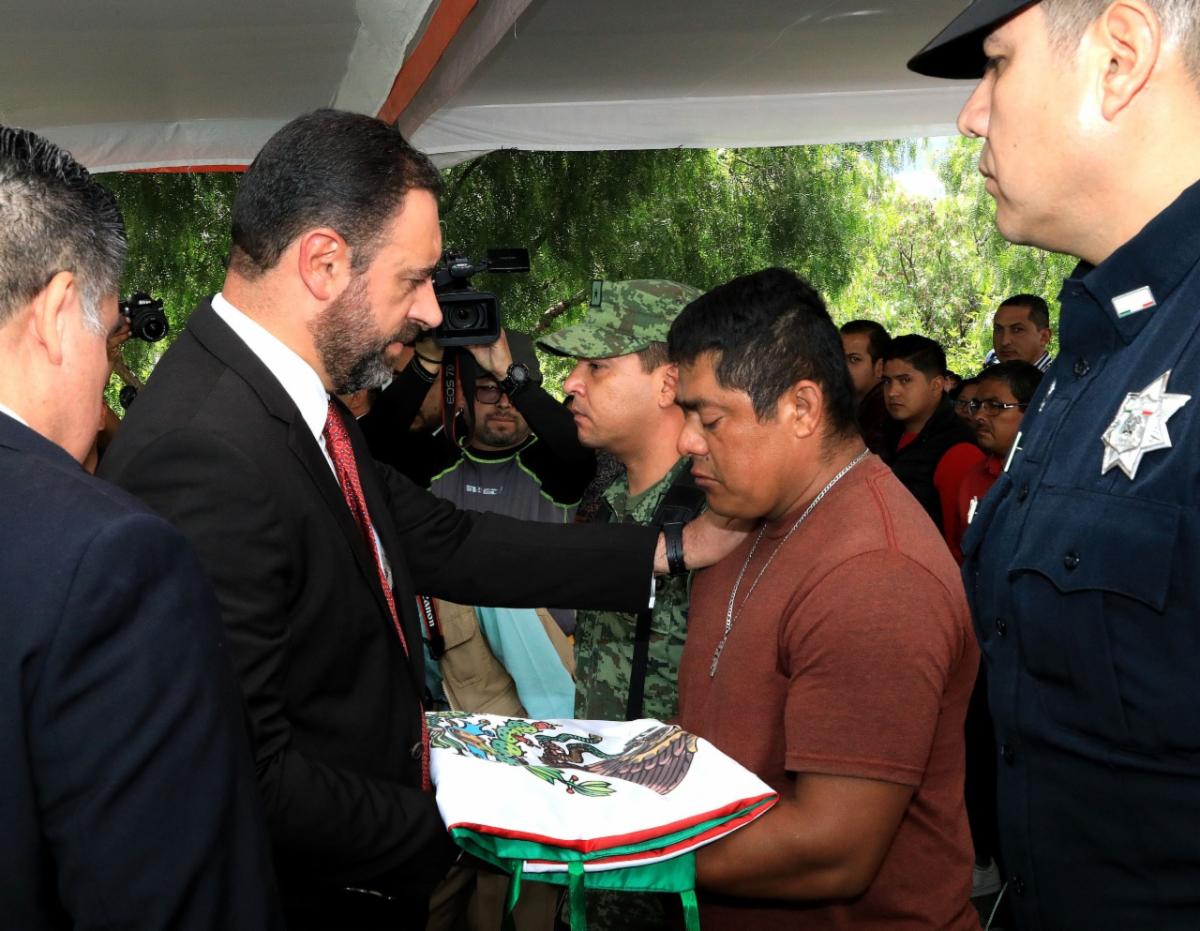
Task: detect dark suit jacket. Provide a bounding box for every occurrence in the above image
[99,300,657,922]
[0,413,282,930]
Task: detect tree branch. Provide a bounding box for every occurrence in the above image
[531,288,589,334]
[440,154,490,221]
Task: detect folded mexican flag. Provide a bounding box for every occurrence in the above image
[428,712,778,930]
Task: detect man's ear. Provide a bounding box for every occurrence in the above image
[657,363,679,407]
[29,270,77,367]
[296,228,351,302]
[784,379,823,440]
[930,373,947,396]
[872,357,884,381]
[1039,327,1052,350]
[1094,0,1161,122]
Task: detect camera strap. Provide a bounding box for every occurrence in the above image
[440,350,474,449]
[415,595,446,660]
[625,470,706,721]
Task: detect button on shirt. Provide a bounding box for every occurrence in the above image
[961,179,1200,930]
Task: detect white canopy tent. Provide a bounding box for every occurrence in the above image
[0,0,976,172]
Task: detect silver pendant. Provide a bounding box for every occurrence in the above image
[709,636,728,677]
[1100,370,1190,480]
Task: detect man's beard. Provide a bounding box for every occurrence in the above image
[473,416,530,449]
[311,273,424,394]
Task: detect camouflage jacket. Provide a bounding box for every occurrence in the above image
[574,457,695,721]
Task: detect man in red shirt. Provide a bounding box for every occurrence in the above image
[881,335,984,560]
[953,360,1044,563]
[668,268,979,930]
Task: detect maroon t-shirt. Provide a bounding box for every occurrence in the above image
[678,455,979,930]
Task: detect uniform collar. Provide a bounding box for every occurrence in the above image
[1069,176,1200,346]
[602,455,690,516]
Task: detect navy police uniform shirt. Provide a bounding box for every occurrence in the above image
[962,178,1200,931]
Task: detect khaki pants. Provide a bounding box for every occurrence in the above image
[427,861,559,931]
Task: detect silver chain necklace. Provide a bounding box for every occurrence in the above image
[709,448,869,677]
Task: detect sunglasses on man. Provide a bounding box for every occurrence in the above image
[474,384,508,404]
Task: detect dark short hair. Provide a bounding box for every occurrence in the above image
[636,341,669,372]
[998,293,1051,330]
[977,360,1044,406]
[230,109,443,277]
[0,126,126,328]
[839,319,891,362]
[882,334,947,378]
[948,375,980,401]
[667,267,859,438]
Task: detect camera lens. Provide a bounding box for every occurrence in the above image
[450,304,485,329]
[137,314,168,342]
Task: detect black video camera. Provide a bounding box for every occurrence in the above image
[432,248,530,347]
[119,292,169,342]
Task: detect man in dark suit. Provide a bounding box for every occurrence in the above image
[0,128,283,928]
[100,109,737,929]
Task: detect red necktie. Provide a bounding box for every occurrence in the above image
[323,401,430,791]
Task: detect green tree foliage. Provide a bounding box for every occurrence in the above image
[438,144,902,386]
[99,138,1080,396]
[836,137,1077,376]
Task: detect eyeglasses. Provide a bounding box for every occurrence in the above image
[958,399,1028,416]
[474,384,506,404]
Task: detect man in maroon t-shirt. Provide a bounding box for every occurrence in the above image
[667,268,980,930]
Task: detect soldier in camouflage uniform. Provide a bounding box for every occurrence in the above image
[538,279,702,931]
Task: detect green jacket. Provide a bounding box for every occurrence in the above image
[574,457,694,721]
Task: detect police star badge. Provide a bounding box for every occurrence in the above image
[1100,370,1190,480]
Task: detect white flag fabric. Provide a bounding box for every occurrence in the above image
[427,713,777,928]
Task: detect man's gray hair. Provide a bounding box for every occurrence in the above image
[1043,0,1200,84]
[0,127,126,333]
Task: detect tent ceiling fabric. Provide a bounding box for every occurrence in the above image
[0,0,439,172]
[411,0,977,162]
[0,0,976,171]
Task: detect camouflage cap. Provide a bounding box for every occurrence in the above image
[537,279,702,360]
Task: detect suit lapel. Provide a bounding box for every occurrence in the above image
[188,301,424,696]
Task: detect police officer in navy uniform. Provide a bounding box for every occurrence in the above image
[911,1,1200,928]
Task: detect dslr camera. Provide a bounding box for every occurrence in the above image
[119,292,169,342]
[433,248,530,347]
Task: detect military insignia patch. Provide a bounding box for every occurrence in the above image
[1101,370,1190,479]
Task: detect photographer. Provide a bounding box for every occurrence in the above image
[366,331,593,521]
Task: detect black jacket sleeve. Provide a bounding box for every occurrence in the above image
[510,384,596,506]
[359,361,460,486]
[374,460,657,612]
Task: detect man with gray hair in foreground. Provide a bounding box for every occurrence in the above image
[912,1,1200,927]
[0,127,282,928]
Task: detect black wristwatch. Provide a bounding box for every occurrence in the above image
[500,361,539,399]
[663,521,688,576]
